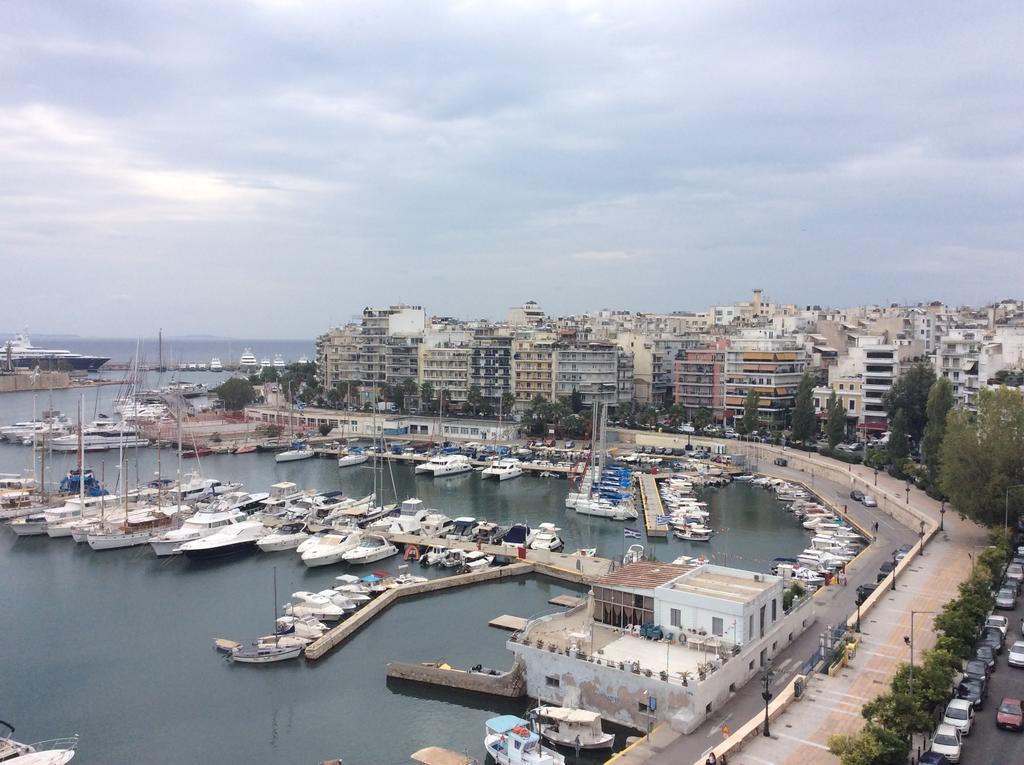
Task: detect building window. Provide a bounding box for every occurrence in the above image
[670,608,681,628]
[638,701,649,713]
[849,400,855,412]
[712,617,723,636]
[545,675,560,688]
[772,599,777,622]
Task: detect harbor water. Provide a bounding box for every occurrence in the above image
[0,377,813,764]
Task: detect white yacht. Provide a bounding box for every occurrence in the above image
[43,495,111,537]
[209,357,223,372]
[238,348,257,370]
[0,719,78,764]
[149,508,246,556]
[200,490,270,514]
[341,534,398,565]
[275,614,327,641]
[7,513,49,536]
[284,591,346,621]
[481,458,524,481]
[166,474,239,505]
[275,442,315,463]
[337,449,369,468]
[415,454,473,477]
[179,520,268,559]
[257,522,310,552]
[529,523,564,551]
[273,354,286,370]
[673,524,713,542]
[366,498,430,534]
[571,497,638,521]
[535,707,615,751]
[86,506,180,550]
[446,517,478,541]
[463,550,493,571]
[300,529,364,568]
[50,421,149,452]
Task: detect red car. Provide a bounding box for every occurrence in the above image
[996,697,1024,731]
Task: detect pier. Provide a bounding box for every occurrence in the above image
[638,473,669,537]
[385,658,527,698]
[312,448,574,476]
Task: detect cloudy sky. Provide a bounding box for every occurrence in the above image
[2,0,1021,338]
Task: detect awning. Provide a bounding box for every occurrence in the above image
[858,422,888,431]
[537,707,601,724]
[411,747,476,765]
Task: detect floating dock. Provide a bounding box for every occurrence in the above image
[638,473,669,537]
[489,615,529,631]
[548,595,585,608]
[311,449,573,475]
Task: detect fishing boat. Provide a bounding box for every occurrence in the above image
[484,716,564,765]
[534,707,615,750]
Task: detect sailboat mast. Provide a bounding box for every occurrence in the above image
[78,395,85,509]
[272,566,279,647]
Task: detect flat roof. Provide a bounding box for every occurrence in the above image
[668,569,776,604]
[593,561,696,591]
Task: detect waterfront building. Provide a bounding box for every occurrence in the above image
[511,337,557,407]
[723,333,808,428]
[813,377,862,436]
[469,330,513,408]
[553,343,624,407]
[673,340,728,420]
[614,333,696,405]
[509,561,812,734]
[418,343,472,405]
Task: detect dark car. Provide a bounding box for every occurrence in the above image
[850,489,865,502]
[964,658,992,681]
[997,697,1024,732]
[978,635,1003,660]
[1003,578,1023,596]
[856,583,877,606]
[877,561,895,583]
[773,457,788,467]
[981,626,1006,653]
[975,644,997,670]
[957,677,988,709]
[918,753,951,765]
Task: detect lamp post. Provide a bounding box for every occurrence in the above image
[1005,485,1024,532]
[919,520,926,556]
[873,468,878,487]
[761,660,775,737]
[903,610,936,697]
[905,480,911,505]
[856,593,862,633]
[891,549,898,591]
[939,500,946,532]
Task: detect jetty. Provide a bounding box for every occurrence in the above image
[638,473,669,537]
[311,448,574,476]
[386,657,527,698]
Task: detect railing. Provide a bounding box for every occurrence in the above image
[27,736,79,752]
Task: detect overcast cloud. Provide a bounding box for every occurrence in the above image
[1,0,1021,337]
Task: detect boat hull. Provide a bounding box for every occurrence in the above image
[87,531,154,550]
[8,520,48,536]
[182,539,259,560]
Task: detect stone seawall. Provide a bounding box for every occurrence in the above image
[385,658,527,697]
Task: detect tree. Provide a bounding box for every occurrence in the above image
[214,378,256,411]
[883,362,936,442]
[693,407,713,432]
[500,390,515,416]
[569,388,584,414]
[402,378,418,412]
[466,384,484,415]
[790,372,817,442]
[739,388,759,435]
[419,381,435,413]
[829,723,908,765]
[318,422,333,437]
[921,377,954,489]
[940,386,1024,527]
[826,391,846,449]
[888,409,909,464]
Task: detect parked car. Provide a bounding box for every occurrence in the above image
[1008,641,1024,669]
[1007,563,1024,583]
[1002,577,1022,596]
[995,587,1017,610]
[918,753,950,765]
[963,658,991,682]
[980,626,1005,653]
[564,440,575,449]
[942,698,975,736]
[996,697,1024,732]
[957,677,988,709]
[856,583,877,605]
[877,561,895,583]
[929,724,962,763]
[850,489,865,502]
[862,495,878,507]
[975,644,997,670]
[894,543,914,562]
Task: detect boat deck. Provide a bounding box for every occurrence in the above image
[638,473,669,537]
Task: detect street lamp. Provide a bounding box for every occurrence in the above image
[1005,485,1024,532]
[905,480,911,505]
[939,500,946,532]
[918,520,926,556]
[891,549,898,591]
[873,468,878,487]
[903,610,936,697]
[761,660,775,737]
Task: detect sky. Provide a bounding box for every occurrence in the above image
[1,0,1022,338]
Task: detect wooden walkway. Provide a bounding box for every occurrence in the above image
[489,614,529,631]
[638,473,669,537]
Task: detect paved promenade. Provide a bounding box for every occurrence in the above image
[610,442,987,765]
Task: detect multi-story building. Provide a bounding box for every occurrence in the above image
[511,337,557,406]
[553,343,622,406]
[813,377,862,436]
[316,324,361,390]
[418,343,472,404]
[935,330,984,407]
[469,330,513,408]
[723,334,808,427]
[673,340,728,419]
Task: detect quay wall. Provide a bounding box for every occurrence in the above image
[0,372,72,393]
[385,658,526,698]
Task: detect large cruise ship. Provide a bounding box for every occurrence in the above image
[2,332,109,372]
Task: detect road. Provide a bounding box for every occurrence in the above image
[954,593,1024,764]
[647,453,919,764]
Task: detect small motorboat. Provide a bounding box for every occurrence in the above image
[341,534,399,565]
[257,522,310,552]
[0,720,78,764]
[484,716,564,765]
[275,615,328,640]
[623,544,645,565]
[284,591,347,621]
[528,523,564,551]
[535,706,615,750]
[462,551,493,572]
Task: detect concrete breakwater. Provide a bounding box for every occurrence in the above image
[385,657,527,698]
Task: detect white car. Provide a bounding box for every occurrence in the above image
[930,724,962,763]
[1008,640,1024,668]
[988,615,1010,638]
[1007,563,1024,583]
[862,495,878,508]
[942,698,974,736]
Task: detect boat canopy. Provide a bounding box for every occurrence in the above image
[485,715,527,735]
[537,707,601,725]
[410,747,476,765]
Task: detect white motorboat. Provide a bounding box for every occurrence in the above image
[284,591,347,621]
[50,420,149,452]
[275,614,327,640]
[257,522,310,552]
[484,716,564,765]
[314,589,360,612]
[419,511,454,538]
[179,520,268,559]
[623,544,646,565]
[445,517,478,541]
[333,575,374,603]
[796,548,843,570]
[300,529,363,568]
[529,523,564,551]
[463,550,493,571]
[366,498,431,534]
[415,454,474,477]
[166,473,240,505]
[199,490,270,514]
[571,497,638,521]
[209,357,223,372]
[275,442,315,463]
[7,514,49,536]
[420,545,450,567]
[481,458,524,481]
[535,707,615,750]
[255,482,310,526]
[0,719,78,764]
[673,524,713,542]
[43,495,112,537]
[341,534,398,565]
[149,508,247,556]
[337,450,369,468]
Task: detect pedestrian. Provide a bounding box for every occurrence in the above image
[706,752,718,765]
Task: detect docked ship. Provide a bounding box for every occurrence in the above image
[238,348,258,371]
[1,332,109,372]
